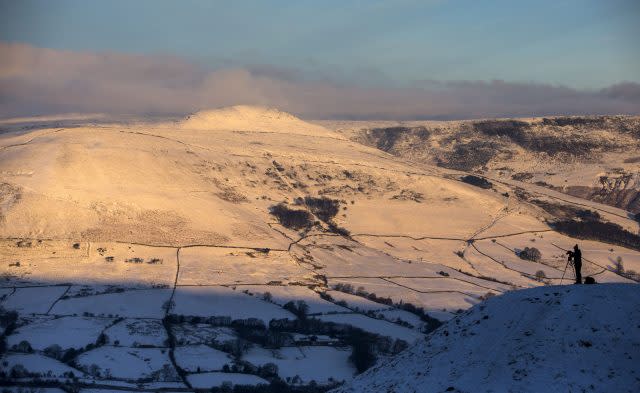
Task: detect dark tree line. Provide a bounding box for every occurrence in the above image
[552,219,640,252]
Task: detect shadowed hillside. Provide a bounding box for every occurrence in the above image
[332,284,640,393]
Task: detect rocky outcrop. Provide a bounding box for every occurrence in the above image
[565,173,640,213]
[354,116,640,212]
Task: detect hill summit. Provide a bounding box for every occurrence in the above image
[180,105,342,138]
[332,284,640,393]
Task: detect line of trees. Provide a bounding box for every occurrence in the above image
[552,219,640,252]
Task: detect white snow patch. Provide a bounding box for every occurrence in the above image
[7,316,112,350]
[50,289,172,318]
[2,286,68,314]
[325,290,393,312]
[172,286,294,324]
[2,353,85,377]
[103,319,167,347]
[244,346,355,384]
[174,344,233,372]
[237,285,349,314]
[76,347,176,380]
[318,313,423,343]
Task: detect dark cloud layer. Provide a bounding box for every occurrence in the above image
[1,42,639,120]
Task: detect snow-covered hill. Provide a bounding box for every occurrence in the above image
[181,105,344,138]
[332,283,640,393]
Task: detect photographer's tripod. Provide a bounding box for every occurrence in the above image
[561,250,574,285]
[560,259,573,284]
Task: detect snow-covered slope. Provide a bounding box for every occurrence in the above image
[181,105,344,138]
[333,284,640,393]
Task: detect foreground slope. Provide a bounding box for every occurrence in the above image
[333,283,640,393]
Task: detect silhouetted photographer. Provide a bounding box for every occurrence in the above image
[566,244,582,284]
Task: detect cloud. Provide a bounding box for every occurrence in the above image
[1,42,639,120]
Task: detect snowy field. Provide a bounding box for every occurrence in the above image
[2,286,69,314]
[174,344,232,372]
[103,319,167,347]
[8,316,112,350]
[244,346,355,383]
[49,288,172,318]
[318,313,423,343]
[172,285,295,323]
[75,347,174,380]
[2,353,87,377]
[172,324,236,346]
[237,284,350,315]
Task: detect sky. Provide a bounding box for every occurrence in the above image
[0,0,639,119]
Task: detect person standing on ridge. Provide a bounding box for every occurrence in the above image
[572,244,582,284]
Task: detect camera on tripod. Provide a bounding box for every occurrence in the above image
[566,250,574,262]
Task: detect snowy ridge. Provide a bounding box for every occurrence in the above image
[180,105,343,138]
[332,284,640,393]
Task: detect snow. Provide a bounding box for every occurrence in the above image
[3,388,65,393]
[1,242,178,288]
[387,276,501,296]
[332,284,640,393]
[172,285,295,324]
[174,344,232,372]
[75,347,175,380]
[173,324,236,346]
[473,238,568,279]
[1,112,638,387]
[244,346,355,383]
[0,287,13,300]
[238,285,349,314]
[103,319,167,347]
[352,236,472,272]
[187,372,269,388]
[325,290,393,312]
[81,390,139,393]
[318,313,423,343]
[374,309,424,329]
[328,278,480,318]
[139,381,188,389]
[1,286,68,314]
[180,105,343,139]
[1,353,85,377]
[177,248,309,286]
[74,379,137,388]
[464,244,540,288]
[7,316,112,350]
[49,288,172,318]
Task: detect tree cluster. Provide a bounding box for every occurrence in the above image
[518,247,542,262]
